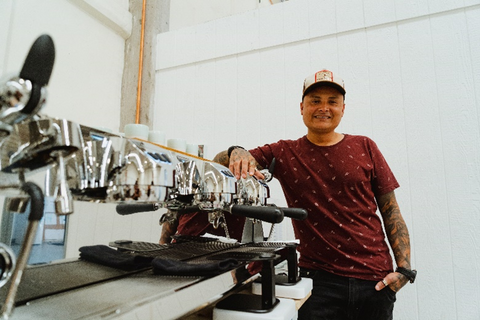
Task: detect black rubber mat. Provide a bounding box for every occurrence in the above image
[109,238,242,261]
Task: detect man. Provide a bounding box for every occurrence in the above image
[215,69,415,319]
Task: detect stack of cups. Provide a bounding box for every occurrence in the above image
[124,124,149,140]
[148,130,166,145]
[167,140,204,157]
[167,138,187,152]
[186,143,199,156]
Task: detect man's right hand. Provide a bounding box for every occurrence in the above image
[228,148,265,180]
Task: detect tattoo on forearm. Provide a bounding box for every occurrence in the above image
[379,192,411,269]
[159,219,178,244]
[213,151,229,167]
[230,150,245,164]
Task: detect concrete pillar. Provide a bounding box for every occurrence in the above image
[120,0,170,130]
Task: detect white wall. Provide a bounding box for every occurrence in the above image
[155,0,480,319]
[0,0,128,132]
[169,0,286,31]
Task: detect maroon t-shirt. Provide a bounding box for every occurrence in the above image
[249,135,399,281]
[176,212,246,241]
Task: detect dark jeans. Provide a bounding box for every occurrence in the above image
[298,268,396,320]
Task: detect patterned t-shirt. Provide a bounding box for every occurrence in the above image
[249,134,399,281]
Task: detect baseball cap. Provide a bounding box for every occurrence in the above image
[302,69,346,98]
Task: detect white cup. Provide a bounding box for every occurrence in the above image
[124,124,149,140]
[186,143,199,156]
[167,138,187,152]
[148,130,166,145]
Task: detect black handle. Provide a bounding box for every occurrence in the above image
[116,203,158,215]
[230,205,284,224]
[269,157,276,174]
[21,181,44,221]
[19,34,55,86]
[279,207,308,221]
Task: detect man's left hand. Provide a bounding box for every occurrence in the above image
[375,271,409,292]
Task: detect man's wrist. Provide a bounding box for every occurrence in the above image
[395,267,417,283]
[227,145,246,158]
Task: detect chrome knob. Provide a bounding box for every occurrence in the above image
[0,243,16,288]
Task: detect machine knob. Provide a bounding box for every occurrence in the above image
[0,243,16,288]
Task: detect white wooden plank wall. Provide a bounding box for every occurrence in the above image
[154,1,480,319]
[0,0,126,131]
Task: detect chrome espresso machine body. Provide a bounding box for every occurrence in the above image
[0,35,307,319]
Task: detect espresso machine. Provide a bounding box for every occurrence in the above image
[0,35,308,319]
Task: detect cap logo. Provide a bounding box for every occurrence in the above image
[302,69,345,97]
[315,70,334,83]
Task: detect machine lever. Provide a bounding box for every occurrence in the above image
[230,205,283,224]
[279,207,308,220]
[116,203,159,215]
[19,34,55,87]
[19,34,55,117]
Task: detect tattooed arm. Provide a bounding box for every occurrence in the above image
[159,217,179,244]
[213,150,264,180]
[213,151,230,167]
[375,190,411,292]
